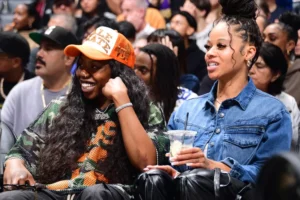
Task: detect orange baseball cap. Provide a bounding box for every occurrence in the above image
[64,26,135,68]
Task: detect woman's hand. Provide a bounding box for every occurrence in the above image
[102,77,130,107]
[169,147,211,168]
[144,165,180,179]
[4,159,36,188]
[159,36,178,56]
[169,147,231,172]
[180,1,197,17]
[4,22,15,31]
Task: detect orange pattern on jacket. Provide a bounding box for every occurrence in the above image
[46,120,116,190]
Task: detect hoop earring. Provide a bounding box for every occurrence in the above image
[247,60,252,68]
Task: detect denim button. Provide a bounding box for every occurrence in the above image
[215,128,221,134]
[219,113,225,118]
[210,142,215,147]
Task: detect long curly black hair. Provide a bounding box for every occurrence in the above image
[37,60,150,184]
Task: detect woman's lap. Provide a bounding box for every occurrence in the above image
[0,189,64,200]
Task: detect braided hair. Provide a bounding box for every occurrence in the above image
[215,0,263,67]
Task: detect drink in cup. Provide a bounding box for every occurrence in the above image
[167,130,197,157]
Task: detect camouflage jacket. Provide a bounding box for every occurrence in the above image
[6,97,170,194]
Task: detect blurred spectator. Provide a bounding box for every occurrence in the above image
[170,11,207,85]
[80,0,101,18]
[170,11,196,38]
[4,3,41,50]
[0,32,35,108]
[33,0,53,27]
[0,26,78,151]
[264,12,300,64]
[76,0,104,39]
[118,21,136,43]
[256,1,270,35]
[206,0,221,24]
[105,0,122,17]
[182,0,212,53]
[48,14,78,34]
[117,6,166,29]
[121,0,156,43]
[148,0,172,20]
[82,16,119,42]
[284,30,300,107]
[250,42,300,149]
[147,29,187,76]
[265,12,300,107]
[135,43,197,121]
[265,0,288,23]
[52,0,76,15]
[27,14,78,74]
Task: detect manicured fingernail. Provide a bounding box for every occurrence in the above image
[186,163,192,166]
[171,162,178,165]
[169,157,175,161]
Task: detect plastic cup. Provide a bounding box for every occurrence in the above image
[167,130,197,157]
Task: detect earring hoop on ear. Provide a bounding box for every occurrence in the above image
[247,60,252,68]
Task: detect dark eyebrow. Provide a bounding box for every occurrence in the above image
[267,32,277,36]
[207,38,229,43]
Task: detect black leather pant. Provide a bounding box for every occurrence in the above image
[135,169,255,200]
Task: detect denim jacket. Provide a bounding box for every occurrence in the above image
[168,79,292,184]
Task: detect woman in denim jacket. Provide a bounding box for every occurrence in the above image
[139,0,293,199]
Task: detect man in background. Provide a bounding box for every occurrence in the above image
[0,32,35,108]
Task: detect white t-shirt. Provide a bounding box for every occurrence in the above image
[275,91,300,147]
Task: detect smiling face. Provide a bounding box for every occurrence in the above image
[204,21,253,81]
[76,55,112,100]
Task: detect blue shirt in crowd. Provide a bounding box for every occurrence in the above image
[168,78,292,184]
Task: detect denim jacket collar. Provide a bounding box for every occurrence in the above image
[205,78,257,110]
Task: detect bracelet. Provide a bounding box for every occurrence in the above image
[115,102,133,113]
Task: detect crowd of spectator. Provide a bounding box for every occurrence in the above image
[0,0,300,199]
